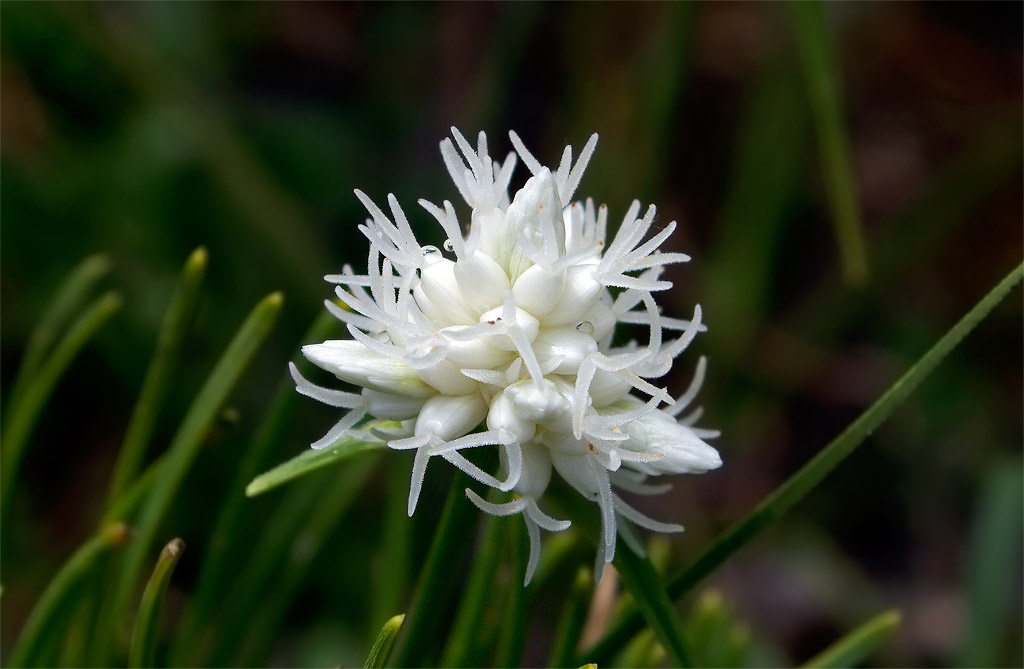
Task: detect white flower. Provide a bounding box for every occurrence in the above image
[294,128,722,584]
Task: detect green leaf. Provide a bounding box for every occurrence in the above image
[547,568,592,669]
[99,291,282,664]
[7,523,131,668]
[105,246,207,509]
[365,615,405,669]
[130,538,185,668]
[790,0,869,286]
[1,290,122,518]
[801,609,901,668]
[582,261,1024,665]
[245,430,389,497]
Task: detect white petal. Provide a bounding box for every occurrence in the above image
[414,393,488,441]
[453,252,511,313]
[541,265,604,327]
[486,391,537,444]
[511,264,566,316]
[361,388,427,420]
[302,341,434,398]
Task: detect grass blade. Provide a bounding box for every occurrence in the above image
[129,538,185,668]
[101,291,283,663]
[1,291,122,518]
[801,609,901,668]
[548,568,592,668]
[6,253,112,412]
[245,430,387,497]
[105,247,207,509]
[583,261,1024,664]
[365,614,405,669]
[790,0,869,286]
[7,523,131,668]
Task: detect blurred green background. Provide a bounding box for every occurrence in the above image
[2,2,1021,666]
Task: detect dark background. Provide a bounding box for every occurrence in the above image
[2,2,1021,666]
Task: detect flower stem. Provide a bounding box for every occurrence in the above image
[389,468,484,668]
[365,615,405,669]
[800,609,901,668]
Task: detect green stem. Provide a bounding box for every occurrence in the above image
[1,291,122,519]
[129,538,185,668]
[582,261,1024,665]
[389,470,482,668]
[801,609,901,668]
[99,291,282,664]
[790,0,869,286]
[365,615,405,669]
[7,523,131,668]
[105,247,207,509]
[494,518,528,668]
[548,568,592,668]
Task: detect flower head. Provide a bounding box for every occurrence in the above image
[294,128,721,584]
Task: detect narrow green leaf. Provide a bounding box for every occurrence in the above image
[583,261,1024,665]
[365,614,405,669]
[1,291,122,517]
[100,291,282,663]
[8,523,131,668]
[245,430,388,497]
[790,0,869,286]
[129,538,185,668]
[106,247,207,509]
[957,460,1024,667]
[389,467,488,668]
[548,568,592,669]
[801,609,901,668]
[6,253,112,412]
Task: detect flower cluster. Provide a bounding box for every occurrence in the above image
[293,129,721,584]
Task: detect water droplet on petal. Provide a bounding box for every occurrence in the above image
[576,321,595,335]
[422,245,441,256]
[443,239,455,252]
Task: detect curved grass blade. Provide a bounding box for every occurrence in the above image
[1,291,122,518]
[100,291,282,663]
[801,609,901,668]
[790,0,868,286]
[548,568,592,669]
[365,614,405,669]
[245,430,387,497]
[129,538,185,668]
[7,523,131,668]
[6,253,112,412]
[105,247,207,509]
[582,261,1024,665]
